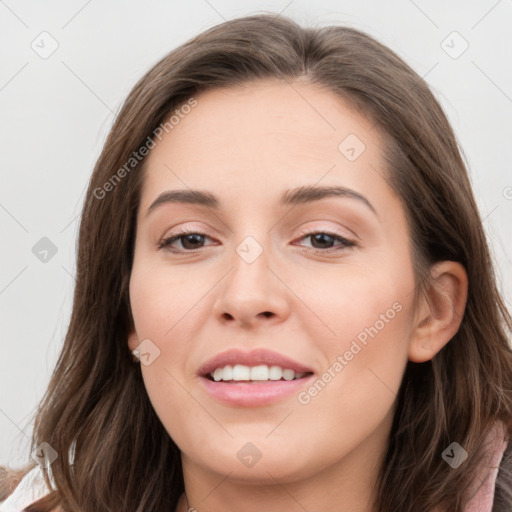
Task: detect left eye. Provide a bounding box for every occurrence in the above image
[158,230,355,252]
[295,231,355,251]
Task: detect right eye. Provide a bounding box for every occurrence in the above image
[158,230,216,252]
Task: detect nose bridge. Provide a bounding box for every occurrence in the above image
[227,212,275,286]
[212,230,290,326]
[227,233,274,301]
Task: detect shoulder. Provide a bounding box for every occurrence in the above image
[493,437,512,511]
[0,465,51,512]
[465,422,509,512]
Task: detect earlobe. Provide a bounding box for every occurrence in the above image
[408,261,468,363]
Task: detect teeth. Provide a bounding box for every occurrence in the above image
[213,367,223,381]
[232,364,250,381]
[269,366,283,380]
[222,365,233,380]
[210,364,307,382]
[283,369,295,381]
[251,364,269,380]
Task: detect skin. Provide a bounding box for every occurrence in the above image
[127,79,468,512]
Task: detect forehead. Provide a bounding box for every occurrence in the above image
[139,79,389,212]
[159,79,376,153]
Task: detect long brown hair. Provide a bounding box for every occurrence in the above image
[2,13,511,512]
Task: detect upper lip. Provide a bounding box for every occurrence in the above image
[197,348,314,377]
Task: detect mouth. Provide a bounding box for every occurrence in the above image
[197,348,316,406]
[199,363,315,407]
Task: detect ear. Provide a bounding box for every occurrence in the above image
[408,261,468,363]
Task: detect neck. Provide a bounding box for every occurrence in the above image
[175,412,392,512]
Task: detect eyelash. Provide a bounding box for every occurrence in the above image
[157,228,356,254]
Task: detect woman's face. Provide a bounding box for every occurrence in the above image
[128,80,419,491]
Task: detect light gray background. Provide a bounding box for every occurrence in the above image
[1,0,511,467]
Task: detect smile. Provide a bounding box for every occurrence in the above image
[200,369,314,407]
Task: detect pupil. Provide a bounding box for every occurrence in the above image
[182,234,203,249]
[311,233,333,249]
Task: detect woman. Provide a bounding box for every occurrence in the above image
[1,13,511,512]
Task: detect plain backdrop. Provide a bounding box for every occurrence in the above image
[1,0,511,467]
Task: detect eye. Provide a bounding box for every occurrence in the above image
[293,230,355,252]
[158,229,215,252]
[158,229,356,254]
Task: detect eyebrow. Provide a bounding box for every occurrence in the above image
[146,185,377,217]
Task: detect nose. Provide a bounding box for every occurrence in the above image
[211,237,291,329]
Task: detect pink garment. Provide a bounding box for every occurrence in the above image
[463,422,508,512]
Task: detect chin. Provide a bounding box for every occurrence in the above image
[187,441,321,484]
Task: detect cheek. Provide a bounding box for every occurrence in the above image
[129,260,206,345]
[130,267,204,445]
[129,260,213,386]
[289,293,412,471]
[321,299,411,402]
[296,257,414,414]
[295,251,414,348]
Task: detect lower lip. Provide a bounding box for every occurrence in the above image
[199,375,314,407]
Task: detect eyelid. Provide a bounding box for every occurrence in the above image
[294,224,355,242]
